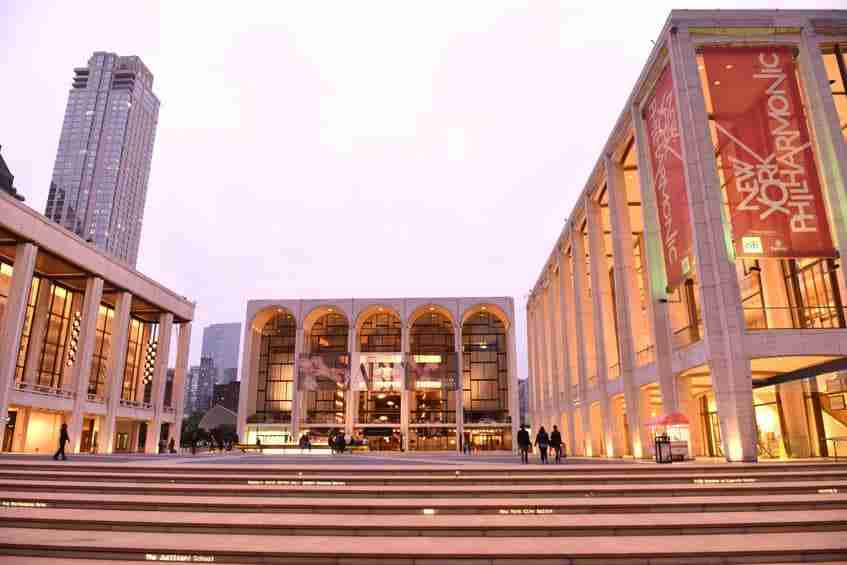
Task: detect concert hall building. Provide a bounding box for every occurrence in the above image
[237,297,518,451]
[527,10,847,461]
[0,189,194,454]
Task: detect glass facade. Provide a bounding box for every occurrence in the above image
[410,313,455,424]
[87,304,114,398]
[303,313,349,425]
[36,284,81,389]
[256,312,295,422]
[462,312,509,424]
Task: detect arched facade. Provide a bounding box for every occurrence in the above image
[238,297,517,452]
[461,308,513,451]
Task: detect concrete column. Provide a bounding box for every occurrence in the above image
[291,327,304,441]
[557,244,577,454]
[145,312,173,453]
[401,323,411,446]
[22,279,53,386]
[99,291,132,453]
[605,155,649,457]
[629,116,679,416]
[69,276,104,453]
[668,28,756,461]
[586,199,618,456]
[798,29,847,304]
[779,380,811,458]
[571,225,596,456]
[0,243,37,449]
[454,324,463,453]
[236,322,258,441]
[170,322,192,449]
[344,330,355,438]
[526,305,539,424]
[760,260,793,329]
[506,322,519,452]
[542,280,561,425]
[526,304,541,428]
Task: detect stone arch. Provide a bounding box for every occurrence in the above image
[303,304,350,355]
[250,304,298,332]
[407,303,457,329]
[355,304,403,353]
[460,303,511,330]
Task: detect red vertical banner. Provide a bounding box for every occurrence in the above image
[702,46,836,258]
[643,65,695,291]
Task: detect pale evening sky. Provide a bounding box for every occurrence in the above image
[1,1,839,373]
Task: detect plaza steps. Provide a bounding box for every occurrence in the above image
[0,460,846,563]
[3,507,847,537]
[1,477,846,498]
[1,527,846,564]
[3,467,847,485]
[3,490,847,514]
[0,459,844,475]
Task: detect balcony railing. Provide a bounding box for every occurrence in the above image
[86,393,105,403]
[744,306,847,331]
[118,399,153,411]
[15,382,75,399]
[672,324,703,349]
[635,345,655,367]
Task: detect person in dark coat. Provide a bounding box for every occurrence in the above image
[534,426,550,464]
[53,423,70,461]
[517,424,531,464]
[550,425,564,463]
[335,433,347,454]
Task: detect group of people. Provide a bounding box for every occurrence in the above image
[516,424,565,464]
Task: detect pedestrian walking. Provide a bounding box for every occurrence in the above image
[168,437,176,454]
[53,423,70,461]
[534,426,549,464]
[550,425,563,463]
[517,424,531,464]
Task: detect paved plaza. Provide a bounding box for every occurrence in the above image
[0,454,845,563]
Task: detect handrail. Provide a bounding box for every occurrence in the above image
[15,382,75,399]
[743,305,847,330]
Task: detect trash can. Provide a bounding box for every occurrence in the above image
[654,434,672,464]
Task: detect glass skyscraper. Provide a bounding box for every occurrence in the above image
[45,52,159,267]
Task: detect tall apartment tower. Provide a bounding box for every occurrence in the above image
[201,323,241,385]
[44,51,160,267]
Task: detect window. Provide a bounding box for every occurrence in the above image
[37,283,80,389]
[783,258,845,329]
[88,304,115,397]
[358,312,401,352]
[410,313,455,423]
[304,313,349,425]
[462,312,509,423]
[822,46,847,145]
[256,313,296,422]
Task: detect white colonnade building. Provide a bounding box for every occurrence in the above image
[0,190,194,454]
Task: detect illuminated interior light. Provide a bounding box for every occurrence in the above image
[713,80,721,86]
[422,508,436,515]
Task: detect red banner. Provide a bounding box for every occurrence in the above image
[703,46,836,258]
[643,65,695,291]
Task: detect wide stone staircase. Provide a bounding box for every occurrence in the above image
[0,458,845,563]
